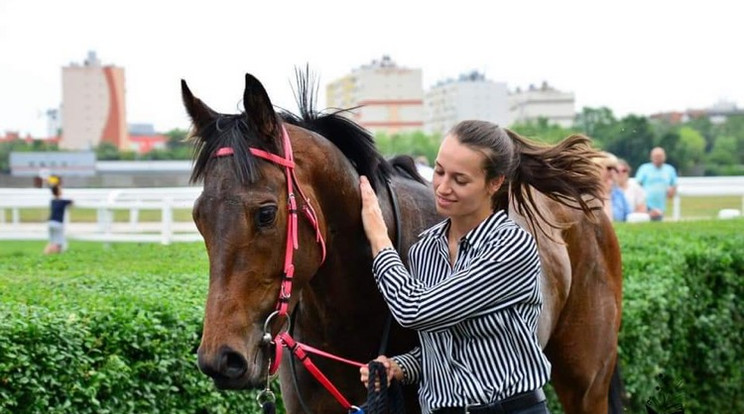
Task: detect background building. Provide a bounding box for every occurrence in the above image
[61,51,130,150]
[424,71,509,135]
[326,56,424,135]
[509,81,575,127]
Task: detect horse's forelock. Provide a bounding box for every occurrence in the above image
[189,113,280,185]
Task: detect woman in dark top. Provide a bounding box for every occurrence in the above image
[44,184,73,254]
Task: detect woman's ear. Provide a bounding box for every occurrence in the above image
[488,176,506,195]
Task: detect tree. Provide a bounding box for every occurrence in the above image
[95,142,121,160]
[707,135,737,166]
[375,131,441,164]
[509,117,576,144]
[604,115,656,169]
[716,115,744,164]
[674,126,706,175]
[165,128,189,151]
[573,107,618,146]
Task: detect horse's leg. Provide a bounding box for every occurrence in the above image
[546,222,622,414]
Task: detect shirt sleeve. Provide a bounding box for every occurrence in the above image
[635,165,647,185]
[391,347,421,385]
[372,227,540,332]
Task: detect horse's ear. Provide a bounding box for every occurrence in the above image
[243,73,278,138]
[181,79,218,131]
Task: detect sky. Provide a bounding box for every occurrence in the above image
[1,0,741,137]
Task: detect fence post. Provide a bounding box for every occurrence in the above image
[672,195,681,221]
[12,207,20,227]
[161,198,173,245]
[130,205,139,231]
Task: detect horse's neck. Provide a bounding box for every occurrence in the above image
[293,144,390,336]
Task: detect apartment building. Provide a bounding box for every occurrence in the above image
[326,56,424,135]
[61,51,130,150]
[424,71,508,134]
[509,81,575,127]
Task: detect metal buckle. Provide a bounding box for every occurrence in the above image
[261,310,291,345]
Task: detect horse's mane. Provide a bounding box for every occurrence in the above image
[279,68,426,190]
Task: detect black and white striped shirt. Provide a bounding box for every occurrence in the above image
[372,210,551,413]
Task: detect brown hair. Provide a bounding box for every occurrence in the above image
[449,120,604,233]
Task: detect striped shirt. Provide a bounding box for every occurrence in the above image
[372,210,551,413]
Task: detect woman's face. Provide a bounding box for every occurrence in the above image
[602,165,617,191]
[432,134,500,221]
[616,164,630,185]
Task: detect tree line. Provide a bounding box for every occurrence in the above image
[2,107,743,176]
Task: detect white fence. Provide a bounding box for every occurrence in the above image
[672,176,744,220]
[0,187,202,244]
[0,176,742,243]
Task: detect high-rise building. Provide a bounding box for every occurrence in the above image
[424,71,509,135]
[61,51,130,150]
[326,56,424,135]
[509,81,575,127]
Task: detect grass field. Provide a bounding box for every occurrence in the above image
[13,207,194,222]
[674,195,742,219]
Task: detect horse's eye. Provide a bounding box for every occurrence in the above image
[256,205,277,228]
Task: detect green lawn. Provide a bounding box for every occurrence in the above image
[12,207,193,223]
[670,195,742,219]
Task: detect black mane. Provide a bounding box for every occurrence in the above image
[279,68,399,191]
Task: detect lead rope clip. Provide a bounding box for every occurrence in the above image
[258,358,277,414]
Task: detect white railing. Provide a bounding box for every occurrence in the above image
[673,176,744,221]
[0,177,742,243]
[0,187,202,244]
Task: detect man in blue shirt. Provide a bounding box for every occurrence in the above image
[635,147,678,221]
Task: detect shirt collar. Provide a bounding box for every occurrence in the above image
[419,210,509,251]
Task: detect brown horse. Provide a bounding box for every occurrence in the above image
[183,73,622,414]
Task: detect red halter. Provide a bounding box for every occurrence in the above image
[213,124,362,412]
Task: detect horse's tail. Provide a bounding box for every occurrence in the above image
[608,359,626,414]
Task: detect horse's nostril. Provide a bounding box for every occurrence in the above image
[221,350,248,379]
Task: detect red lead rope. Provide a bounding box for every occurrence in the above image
[214,124,360,412]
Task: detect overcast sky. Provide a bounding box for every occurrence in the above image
[1,0,741,137]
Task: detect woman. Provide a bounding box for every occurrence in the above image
[616,158,646,214]
[359,120,605,414]
[593,152,631,222]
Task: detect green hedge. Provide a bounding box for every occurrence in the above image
[0,243,277,413]
[1,219,743,413]
[614,219,744,413]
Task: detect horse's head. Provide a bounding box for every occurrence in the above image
[183,74,325,389]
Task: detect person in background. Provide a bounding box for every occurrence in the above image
[594,152,631,222]
[616,158,647,213]
[44,180,73,254]
[358,120,606,414]
[635,147,678,221]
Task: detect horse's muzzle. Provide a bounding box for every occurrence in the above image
[197,345,265,389]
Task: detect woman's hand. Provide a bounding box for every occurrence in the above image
[359,355,403,390]
[360,176,393,255]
